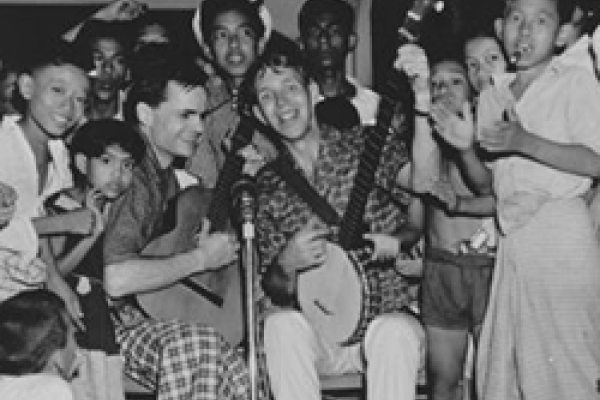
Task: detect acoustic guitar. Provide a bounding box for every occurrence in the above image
[138,115,257,346]
[296,0,443,346]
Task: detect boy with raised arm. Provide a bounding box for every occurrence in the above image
[433,0,600,398]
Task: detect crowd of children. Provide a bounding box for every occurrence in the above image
[0,0,599,399]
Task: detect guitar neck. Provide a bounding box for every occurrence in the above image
[338,0,441,249]
[206,116,255,231]
[337,96,397,249]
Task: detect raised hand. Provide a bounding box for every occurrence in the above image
[194,219,239,272]
[84,188,105,236]
[362,233,400,261]
[93,0,147,21]
[478,119,529,154]
[394,44,431,108]
[431,100,475,150]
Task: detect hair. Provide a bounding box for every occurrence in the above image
[298,0,355,34]
[20,39,87,76]
[69,119,145,185]
[0,290,69,375]
[462,28,509,61]
[241,31,306,107]
[199,0,266,45]
[503,0,577,24]
[74,20,134,64]
[123,45,208,125]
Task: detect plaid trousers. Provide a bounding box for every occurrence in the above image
[116,319,250,400]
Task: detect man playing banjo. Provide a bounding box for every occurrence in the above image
[249,34,425,400]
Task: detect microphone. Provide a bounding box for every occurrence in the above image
[231,176,257,240]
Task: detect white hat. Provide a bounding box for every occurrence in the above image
[192,0,273,48]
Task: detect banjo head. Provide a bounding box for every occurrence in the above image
[297,243,366,346]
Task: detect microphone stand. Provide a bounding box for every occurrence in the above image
[238,190,259,400]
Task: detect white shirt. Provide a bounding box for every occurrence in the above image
[0,116,73,300]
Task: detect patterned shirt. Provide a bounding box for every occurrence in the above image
[256,122,418,316]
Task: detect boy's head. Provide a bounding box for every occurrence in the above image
[124,52,208,167]
[560,0,597,48]
[18,40,90,139]
[75,20,133,104]
[70,119,145,200]
[193,0,271,81]
[495,0,576,70]
[246,34,317,142]
[0,290,78,379]
[298,0,357,74]
[464,32,508,93]
[431,59,472,114]
[133,13,171,53]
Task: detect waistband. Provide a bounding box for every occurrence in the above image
[425,247,495,269]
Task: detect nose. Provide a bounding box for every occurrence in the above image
[190,114,204,139]
[228,32,241,48]
[518,19,532,36]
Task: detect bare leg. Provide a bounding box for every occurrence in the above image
[426,325,469,400]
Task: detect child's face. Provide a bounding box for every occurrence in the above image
[497,0,563,70]
[90,37,129,102]
[80,144,135,201]
[562,7,585,48]
[22,64,89,139]
[208,10,261,79]
[465,36,508,93]
[431,61,471,113]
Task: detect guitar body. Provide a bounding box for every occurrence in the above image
[139,185,245,346]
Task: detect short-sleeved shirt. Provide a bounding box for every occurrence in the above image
[103,144,179,266]
[479,60,600,234]
[256,122,417,316]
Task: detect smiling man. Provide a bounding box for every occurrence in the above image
[102,50,250,400]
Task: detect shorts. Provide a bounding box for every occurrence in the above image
[420,247,494,331]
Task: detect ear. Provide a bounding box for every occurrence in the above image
[17,73,34,100]
[201,43,213,61]
[554,23,572,48]
[494,18,503,41]
[252,104,267,124]
[258,36,269,55]
[296,36,305,51]
[74,153,87,176]
[347,33,357,52]
[308,80,321,105]
[136,103,154,130]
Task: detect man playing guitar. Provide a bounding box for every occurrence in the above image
[249,36,424,400]
[102,50,250,400]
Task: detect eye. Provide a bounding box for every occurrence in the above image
[211,29,229,42]
[99,155,112,165]
[240,26,257,40]
[122,159,135,171]
[52,86,65,95]
[286,82,301,93]
[451,78,465,86]
[258,90,274,105]
[466,60,479,71]
[508,12,522,23]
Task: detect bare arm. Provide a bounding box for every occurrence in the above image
[483,126,600,177]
